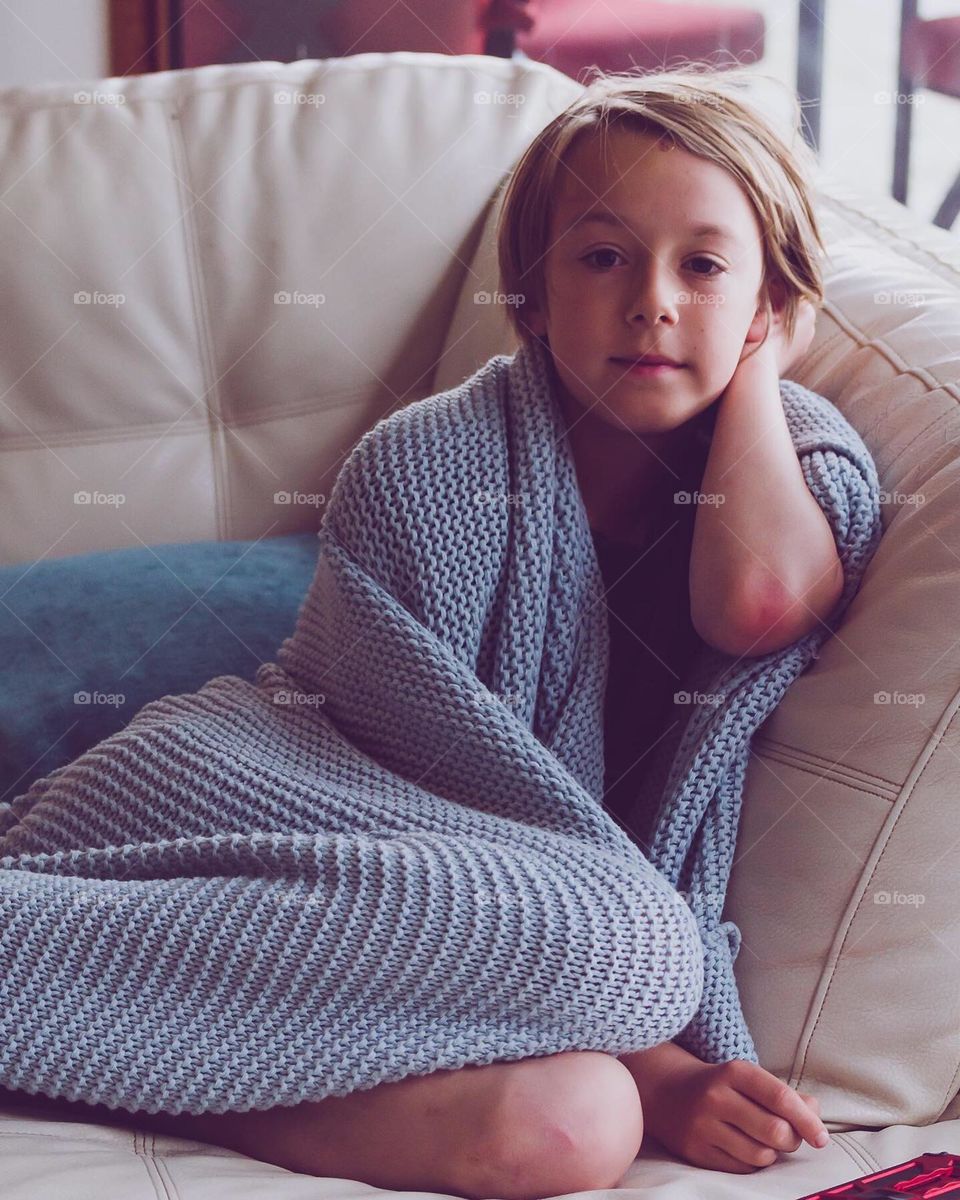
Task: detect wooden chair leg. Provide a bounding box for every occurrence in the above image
[796,0,826,150]
[892,0,918,205]
[933,169,960,230]
[892,88,913,206]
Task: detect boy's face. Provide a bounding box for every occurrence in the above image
[525,125,771,436]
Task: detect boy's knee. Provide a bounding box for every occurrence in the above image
[483,1052,644,1196]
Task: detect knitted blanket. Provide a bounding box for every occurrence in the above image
[0,338,882,1117]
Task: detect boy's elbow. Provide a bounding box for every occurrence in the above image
[692,601,768,657]
[693,563,845,658]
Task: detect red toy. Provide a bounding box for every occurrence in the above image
[795,1152,960,1198]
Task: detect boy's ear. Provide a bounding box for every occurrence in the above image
[523,302,547,338]
[744,277,787,346]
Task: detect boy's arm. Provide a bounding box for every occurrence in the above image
[688,340,844,658]
[618,1040,705,1138]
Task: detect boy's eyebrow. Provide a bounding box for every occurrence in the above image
[562,209,740,244]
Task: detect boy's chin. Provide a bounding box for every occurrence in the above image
[595,414,705,442]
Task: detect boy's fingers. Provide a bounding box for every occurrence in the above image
[713,1123,781,1169]
[733,1066,829,1148]
[723,1089,802,1153]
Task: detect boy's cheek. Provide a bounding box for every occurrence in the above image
[684,357,743,411]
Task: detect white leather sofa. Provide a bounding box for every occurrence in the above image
[1,49,959,1199]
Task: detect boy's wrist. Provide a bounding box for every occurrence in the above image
[618,1040,707,1138]
[724,339,781,401]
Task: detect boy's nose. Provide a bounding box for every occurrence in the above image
[627,295,679,325]
[626,269,680,325]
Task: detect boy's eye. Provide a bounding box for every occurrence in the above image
[580,249,724,278]
[581,248,624,271]
[687,256,724,278]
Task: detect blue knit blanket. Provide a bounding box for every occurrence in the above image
[0,339,882,1117]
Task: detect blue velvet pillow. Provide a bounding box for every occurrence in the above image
[0,533,320,804]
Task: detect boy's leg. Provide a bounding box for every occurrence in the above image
[3,1051,643,1200]
[150,1049,644,1199]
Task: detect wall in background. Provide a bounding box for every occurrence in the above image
[0,0,108,88]
[0,0,956,231]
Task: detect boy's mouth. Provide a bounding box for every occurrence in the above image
[610,353,684,367]
[610,355,686,376]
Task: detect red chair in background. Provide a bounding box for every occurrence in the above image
[171,1,489,63]
[162,2,762,76]
[508,1,764,79]
[893,0,960,229]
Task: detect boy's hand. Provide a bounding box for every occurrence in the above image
[739,298,818,378]
[645,1057,829,1174]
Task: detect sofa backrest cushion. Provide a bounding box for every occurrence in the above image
[0,53,578,564]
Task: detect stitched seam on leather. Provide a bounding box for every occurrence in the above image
[752,739,900,797]
[211,387,396,431]
[818,302,960,403]
[940,1060,960,1113]
[792,690,960,1103]
[834,1131,879,1172]
[0,1127,141,1146]
[0,386,379,451]
[132,1130,171,1200]
[877,404,959,479]
[164,96,229,541]
[0,381,411,452]
[818,190,960,281]
[1,416,215,451]
[753,729,902,787]
[752,748,896,803]
[812,304,960,479]
[150,1133,183,1200]
[758,744,902,792]
[798,319,959,481]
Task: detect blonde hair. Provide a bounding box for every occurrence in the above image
[496,64,826,350]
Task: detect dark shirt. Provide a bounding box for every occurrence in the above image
[590,492,703,853]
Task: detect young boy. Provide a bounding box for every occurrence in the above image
[497,70,842,661]
[47,67,836,1198]
[491,65,838,1181]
